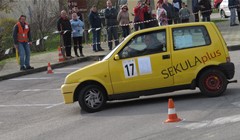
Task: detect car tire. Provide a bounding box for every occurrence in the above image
[198,69,228,97]
[220,10,227,18]
[78,84,107,113]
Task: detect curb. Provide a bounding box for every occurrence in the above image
[0,55,105,81]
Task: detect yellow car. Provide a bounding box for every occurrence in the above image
[61,22,236,113]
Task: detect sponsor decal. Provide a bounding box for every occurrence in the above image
[161,50,221,79]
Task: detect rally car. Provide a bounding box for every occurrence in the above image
[61,22,236,113]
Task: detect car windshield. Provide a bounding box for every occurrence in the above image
[102,38,126,60]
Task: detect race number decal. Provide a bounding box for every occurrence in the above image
[123,59,138,78]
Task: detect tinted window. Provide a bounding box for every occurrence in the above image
[173,26,211,50]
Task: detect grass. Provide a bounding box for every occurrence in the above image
[211,19,228,23]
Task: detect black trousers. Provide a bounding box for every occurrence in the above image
[73,36,83,55]
[63,32,72,57]
[193,12,199,22]
[107,26,119,50]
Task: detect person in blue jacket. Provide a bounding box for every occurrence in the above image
[70,13,84,57]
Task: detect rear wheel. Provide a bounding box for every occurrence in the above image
[198,69,228,97]
[78,85,107,113]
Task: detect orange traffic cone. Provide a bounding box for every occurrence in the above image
[47,62,53,74]
[58,46,64,62]
[165,98,182,123]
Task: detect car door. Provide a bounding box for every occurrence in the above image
[108,29,174,94]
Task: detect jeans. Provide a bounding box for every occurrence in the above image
[18,42,31,68]
[202,15,210,22]
[230,8,237,25]
[92,29,101,51]
[134,22,144,31]
[121,26,130,38]
[107,26,119,50]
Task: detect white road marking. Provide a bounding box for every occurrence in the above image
[177,114,240,130]
[0,104,55,107]
[0,89,60,92]
[0,102,64,109]
[10,77,52,80]
[232,101,240,107]
[45,102,64,109]
[22,89,60,92]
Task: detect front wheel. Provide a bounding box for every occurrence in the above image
[78,85,107,113]
[198,69,228,97]
[220,10,227,19]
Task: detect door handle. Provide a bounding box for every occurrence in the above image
[162,54,170,59]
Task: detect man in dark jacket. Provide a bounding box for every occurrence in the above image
[105,0,119,50]
[192,0,200,22]
[57,10,73,59]
[199,0,212,21]
[89,5,104,52]
[172,0,182,23]
[228,0,239,26]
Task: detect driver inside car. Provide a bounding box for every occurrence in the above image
[121,34,164,58]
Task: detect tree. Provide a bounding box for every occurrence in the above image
[0,0,11,12]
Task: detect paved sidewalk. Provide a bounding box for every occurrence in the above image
[0,20,239,81]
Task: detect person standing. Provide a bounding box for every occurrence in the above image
[229,0,239,26]
[117,5,130,38]
[88,5,104,52]
[133,0,148,31]
[237,0,240,23]
[70,13,84,57]
[57,10,73,59]
[13,15,34,71]
[199,0,212,21]
[179,2,191,23]
[172,0,182,24]
[162,0,174,25]
[105,0,119,50]
[156,2,168,26]
[192,0,200,22]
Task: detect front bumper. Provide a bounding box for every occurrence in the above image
[61,83,79,104]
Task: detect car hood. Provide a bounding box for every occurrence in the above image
[64,60,109,84]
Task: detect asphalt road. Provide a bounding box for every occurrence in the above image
[0,51,239,140]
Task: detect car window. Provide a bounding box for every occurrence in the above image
[119,30,166,59]
[173,26,211,50]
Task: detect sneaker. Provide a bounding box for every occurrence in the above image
[98,49,105,51]
[26,66,34,70]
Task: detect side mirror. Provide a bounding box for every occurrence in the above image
[114,54,120,60]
